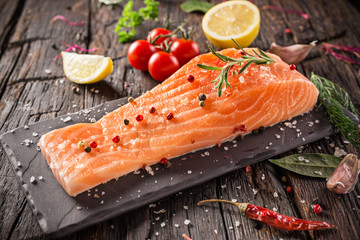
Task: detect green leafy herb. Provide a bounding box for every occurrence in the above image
[114,0,159,43]
[310,73,360,150]
[269,153,342,178]
[197,39,276,97]
[180,1,214,13]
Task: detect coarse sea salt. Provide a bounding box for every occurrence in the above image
[184,219,191,225]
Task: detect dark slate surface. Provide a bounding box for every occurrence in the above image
[0,96,335,238]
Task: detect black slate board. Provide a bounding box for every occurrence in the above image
[0,96,336,238]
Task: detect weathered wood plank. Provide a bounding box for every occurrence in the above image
[0,0,24,57]
[0,0,91,239]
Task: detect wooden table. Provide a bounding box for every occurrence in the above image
[1,0,360,239]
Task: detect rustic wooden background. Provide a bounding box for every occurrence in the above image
[1,0,360,239]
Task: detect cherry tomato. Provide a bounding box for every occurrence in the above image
[170,38,201,66]
[148,52,180,82]
[147,28,177,50]
[127,40,157,71]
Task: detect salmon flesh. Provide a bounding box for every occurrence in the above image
[40,48,319,196]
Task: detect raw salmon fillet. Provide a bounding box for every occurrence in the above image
[40,48,319,196]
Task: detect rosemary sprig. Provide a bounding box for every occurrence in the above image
[310,73,360,150]
[197,39,276,97]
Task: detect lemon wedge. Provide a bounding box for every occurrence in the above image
[202,1,260,49]
[62,52,113,84]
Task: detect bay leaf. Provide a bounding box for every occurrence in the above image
[180,1,214,13]
[269,153,342,178]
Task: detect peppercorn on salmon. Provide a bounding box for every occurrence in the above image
[40,48,319,196]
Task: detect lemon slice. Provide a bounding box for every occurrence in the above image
[202,1,260,49]
[62,52,113,84]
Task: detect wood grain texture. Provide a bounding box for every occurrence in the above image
[0,0,359,239]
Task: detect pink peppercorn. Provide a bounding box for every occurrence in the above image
[160,158,168,165]
[136,115,143,122]
[289,64,296,70]
[112,136,120,143]
[187,75,194,83]
[313,204,322,214]
[149,107,156,114]
[167,113,174,120]
[89,141,97,148]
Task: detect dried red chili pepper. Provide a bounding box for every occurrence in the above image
[198,199,334,231]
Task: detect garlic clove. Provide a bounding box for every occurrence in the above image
[326,153,360,194]
[268,41,317,64]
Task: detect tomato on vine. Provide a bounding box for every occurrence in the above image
[147,28,177,49]
[127,40,157,71]
[170,38,201,66]
[148,52,180,82]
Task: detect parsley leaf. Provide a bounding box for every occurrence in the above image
[115,0,159,43]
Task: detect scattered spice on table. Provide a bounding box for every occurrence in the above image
[312,204,323,214]
[50,15,85,26]
[198,199,334,230]
[262,5,309,21]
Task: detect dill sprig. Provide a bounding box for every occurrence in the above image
[197,39,276,97]
[310,73,360,150]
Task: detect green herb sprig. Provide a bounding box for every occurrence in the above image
[197,39,276,97]
[310,73,360,150]
[115,0,159,43]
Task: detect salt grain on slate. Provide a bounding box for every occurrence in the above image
[183,206,188,210]
[30,176,36,184]
[17,161,22,167]
[160,222,166,227]
[273,192,278,197]
[174,224,179,228]
[45,69,51,74]
[145,166,154,176]
[90,118,96,123]
[273,207,278,212]
[235,221,240,227]
[38,176,44,181]
[214,230,218,234]
[32,132,38,137]
[314,171,323,176]
[187,170,192,174]
[300,199,306,203]
[63,116,72,123]
[275,134,280,139]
